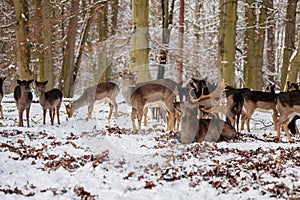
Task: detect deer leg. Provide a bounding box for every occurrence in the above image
[143,107,148,126]
[26,107,30,127]
[43,109,47,125]
[111,99,118,120]
[108,103,113,121]
[18,110,23,127]
[272,111,278,131]
[277,114,288,141]
[131,108,137,134]
[52,108,56,125]
[56,106,60,125]
[282,120,293,142]
[0,105,3,119]
[87,104,94,120]
[241,111,246,131]
[137,107,144,134]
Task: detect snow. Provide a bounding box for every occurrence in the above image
[0,92,300,199]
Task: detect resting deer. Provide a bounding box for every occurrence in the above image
[0,76,6,119]
[119,69,177,134]
[65,82,119,121]
[177,101,236,144]
[14,79,34,127]
[35,81,63,125]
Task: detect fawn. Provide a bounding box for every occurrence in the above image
[65,82,119,121]
[14,79,34,127]
[35,81,63,125]
[0,77,6,119]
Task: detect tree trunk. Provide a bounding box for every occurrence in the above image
[244,0,256,89]
[13,0,31,80]
[61,0,79,97]
[177,0,184,83]
[280,0,297,91]
[130,0,150,83]
[266,0,276,84]
[42,0,54,89]
[289,26,300,83]
[220,0,237,87]
[98,1,110,83]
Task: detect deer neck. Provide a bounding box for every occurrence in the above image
[121,81,135,105]
[71,94,90,111]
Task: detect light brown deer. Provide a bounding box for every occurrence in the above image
[0,77,6,119]
[14,79,34,127]
[119,69,177,134]
[65,82,119,121]
[177,101,236,144]
[35,81,63,125]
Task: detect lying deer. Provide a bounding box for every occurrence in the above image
[119,69,177,134]
[65,82,119,121]
[177,101,236,144]
[35,81,63,125]
[0,76,6,119]
[276,90,300,142]
[14,79,34,127]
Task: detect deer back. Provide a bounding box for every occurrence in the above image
[95,82,119,101]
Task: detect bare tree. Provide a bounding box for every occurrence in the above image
[13,0,31,80]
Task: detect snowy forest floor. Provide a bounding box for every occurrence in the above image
[0,93,300,200]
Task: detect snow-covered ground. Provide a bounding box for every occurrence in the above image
[0,91,299,200]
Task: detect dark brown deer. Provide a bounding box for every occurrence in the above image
[65,82,119,121]
[286,81,300,135]
[276,90,300,142]
[14,79,34,127]
[0,76,6,119]
[119,69,177,134]
[35,81,63,125]
[177,101,236,144]
[240,87,278,132]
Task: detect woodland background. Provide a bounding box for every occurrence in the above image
[0,0,300,98]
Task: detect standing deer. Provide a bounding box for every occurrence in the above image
[0,77,6,119]
[276,90,300,142]
[119,69,177,134]
[285,81,300,135]
[14,79,34,127]
[65,82,119,121]
[35,81,63,125]
[240,88,278,132]
[177,101,236,144]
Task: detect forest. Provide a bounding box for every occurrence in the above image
[0,0,299,97]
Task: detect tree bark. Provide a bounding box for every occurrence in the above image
[280,0,297,91]
[177,0,184,83]
[130,0,150,83]
[13,0,31,80]
[220,0,237,87]
[61,0,79,97]
[288,27,300,83]
[42,0,54,89]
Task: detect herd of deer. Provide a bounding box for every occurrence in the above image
[0,69,299,144]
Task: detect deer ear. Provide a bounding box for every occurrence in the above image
[3,77,6,81]
[119,72,123,77]
[29,79,34,84]
[17,79,21,84]
[44,80,48,85]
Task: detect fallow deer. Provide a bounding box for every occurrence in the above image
[0,77,6,119]
[119,69,177,134]
[177,101,236,144]
[276,90,300,142]
[35,81,63,125]
[286,81,300,135]
[14,79,34,127]
[65,82,119,121]
[240,87,278,132]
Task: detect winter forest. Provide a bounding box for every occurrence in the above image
[0,0,299,95]
[1,0,300,199]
